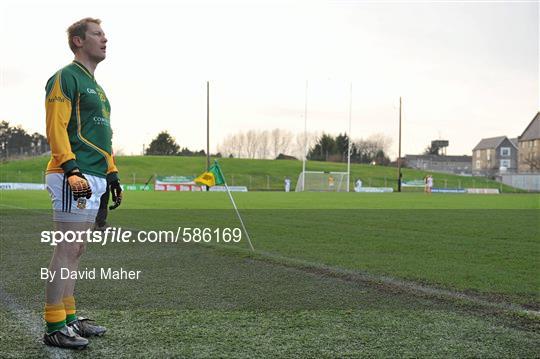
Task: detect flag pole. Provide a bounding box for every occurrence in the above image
[215,162,255,252]
[206,81,210,192]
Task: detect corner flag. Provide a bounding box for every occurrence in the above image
[194,160,254,252]
[194,163,225,187]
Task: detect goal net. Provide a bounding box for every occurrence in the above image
[295,171,349,192]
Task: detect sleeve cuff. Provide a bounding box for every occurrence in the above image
[61,160,79,174]
[107,172,119,183]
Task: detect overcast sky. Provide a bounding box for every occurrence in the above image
[0,0,538,158]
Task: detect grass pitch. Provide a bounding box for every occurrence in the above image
[0,190,539,357]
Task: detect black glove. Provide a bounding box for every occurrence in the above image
[107,173,122,210]
[67,170,92,200]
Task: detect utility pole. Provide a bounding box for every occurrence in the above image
[302,80,308,191]
[207,81,210,171]
[397,97,402,192]
[206,81,210,191]
[347,82,352,192]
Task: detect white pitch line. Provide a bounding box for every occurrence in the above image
[0,286,73,359]
[0,203,30,209]
[1,204,73,357]
[255,250,540,319]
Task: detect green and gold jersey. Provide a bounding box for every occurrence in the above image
[45,61,118,178]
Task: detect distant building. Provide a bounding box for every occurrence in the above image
[404,154,472,174]
[517,112,540,173]
[275,153,298,160]
[472,136,518,176]
[510,137,519,149]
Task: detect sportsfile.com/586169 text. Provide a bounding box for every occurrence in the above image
[40,227,242,246]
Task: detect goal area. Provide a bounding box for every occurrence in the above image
[295,171,349,192]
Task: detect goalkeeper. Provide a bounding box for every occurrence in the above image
[42,17,122,350]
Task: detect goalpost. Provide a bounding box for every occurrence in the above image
[297,81,353,192]
[295,171,349,192]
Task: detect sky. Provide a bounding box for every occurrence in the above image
[0,0,538,158]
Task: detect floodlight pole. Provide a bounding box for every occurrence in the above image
[302,80,308,191]
[347,82,352,192]
[397,97,402,192]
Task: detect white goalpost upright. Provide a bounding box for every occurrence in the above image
[298,81,353,192]
[302,80,308,192]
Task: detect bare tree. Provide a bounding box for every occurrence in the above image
[244,130,258,159]
[272,128,294,158]
[523,154,540,172]
[280,130,293,157]
[367,133,393,154]
[270,129,294,158]
[219,129,391,161]
[292,131,318,159]
[350,135,392,164]
[256,130,270,159]
[234,133,245,158]
[216,134,235,158]
[218,129,297,159]
[271,129,282,158]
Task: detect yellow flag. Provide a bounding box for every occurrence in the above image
[194,171,216,187]
[194,163,225,187]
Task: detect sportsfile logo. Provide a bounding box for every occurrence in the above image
[41,228,131,246]
[40,227,242,246]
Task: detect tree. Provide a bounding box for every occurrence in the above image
[216,134,237,158]
[244,130,258,159]
[256,130,270,159]
[145,131,179,155]
[293,131,318,159]
[178,147,202,156]
[355,139,379,163]
[7,126,32,155]
[308,133,337,161]
[350,136,391,164]
[0,121,49,159]
[270,129,293,159]
[31,132,48,154]
[373,149,390,165]
[523,154,540,172]
[368,133,393,155]
[0,121,9,152]
[335,133,349,161]
[216,129,389,163]
[217,129,295,159]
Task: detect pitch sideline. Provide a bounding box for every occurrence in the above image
[0,285,73,359]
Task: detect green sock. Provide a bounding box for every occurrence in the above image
[63,296,77,324]
[66,313,77,324]
[47,320,66,333]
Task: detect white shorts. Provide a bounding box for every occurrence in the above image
[46,173,107,222]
